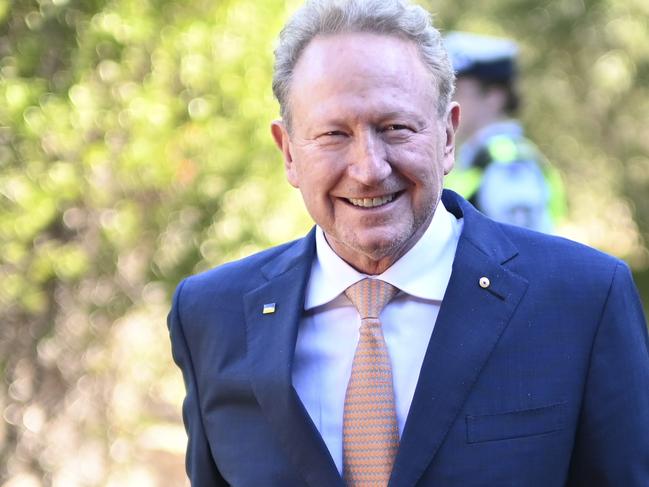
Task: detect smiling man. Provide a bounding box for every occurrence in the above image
[271,31,457,275]
[168,1,649,486]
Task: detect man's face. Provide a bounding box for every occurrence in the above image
[272,32,459,274]
[453,76,502,144]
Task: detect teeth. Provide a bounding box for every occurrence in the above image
[348,194,395,208]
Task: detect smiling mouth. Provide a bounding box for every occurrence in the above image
[346,192,399,208]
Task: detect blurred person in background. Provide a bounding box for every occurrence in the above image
[168,1,649,486]
[444,31,565,233]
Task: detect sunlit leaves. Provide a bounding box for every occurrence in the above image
[0,0,309,484]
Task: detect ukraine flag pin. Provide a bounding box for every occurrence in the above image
[262,303,276,314]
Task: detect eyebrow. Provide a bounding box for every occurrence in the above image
[316,110,429,129]
[377,111,428,124]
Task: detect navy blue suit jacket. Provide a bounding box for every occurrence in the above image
[168,190,649,486]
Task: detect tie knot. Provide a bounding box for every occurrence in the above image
[344,278,398,320]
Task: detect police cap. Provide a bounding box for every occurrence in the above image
[444,31,518,82]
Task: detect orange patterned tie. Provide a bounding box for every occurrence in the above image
[343,278,400,487]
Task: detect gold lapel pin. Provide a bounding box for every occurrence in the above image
[262,303,276,314]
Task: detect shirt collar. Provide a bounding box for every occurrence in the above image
[305,200,463,310]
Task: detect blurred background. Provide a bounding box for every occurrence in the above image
[1,0,648,485]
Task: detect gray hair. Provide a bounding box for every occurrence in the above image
[272,0,455,129]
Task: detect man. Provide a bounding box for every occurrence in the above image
[168,1,649,486]
[443,31,564,232]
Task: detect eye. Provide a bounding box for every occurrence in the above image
[321,130,348,137]
[383,124,412,132]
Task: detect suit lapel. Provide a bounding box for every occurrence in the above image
[389,192,530,487]
[245,230,344,487]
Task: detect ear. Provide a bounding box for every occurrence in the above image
[271,120,299,188]
[442,102,460,175]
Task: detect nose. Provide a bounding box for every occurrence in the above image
[348,130,392,186]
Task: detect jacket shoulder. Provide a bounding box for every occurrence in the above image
[500,223,627,289]
[175,235,311,309]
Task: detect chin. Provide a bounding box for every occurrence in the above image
[354,234,410,262]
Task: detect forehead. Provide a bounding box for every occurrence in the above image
[289,32,438,120]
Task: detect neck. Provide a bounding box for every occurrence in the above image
[324,216,434,276]
[459,114,510,145]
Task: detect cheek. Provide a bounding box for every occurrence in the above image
[388,142,443,179]
[294,157,340,202]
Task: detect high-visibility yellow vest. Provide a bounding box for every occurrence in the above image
[446,134,566,223]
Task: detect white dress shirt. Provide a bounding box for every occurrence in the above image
[292,201,463,474]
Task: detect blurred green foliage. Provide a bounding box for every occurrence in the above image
[0,0,647,485]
